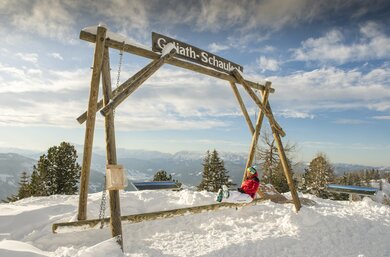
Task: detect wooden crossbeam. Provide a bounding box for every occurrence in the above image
[231,69,285,137]
[53,198,266,233]
[79,30,274,93]
[100,47,177,116]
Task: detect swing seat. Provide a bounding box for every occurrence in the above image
[132,181,181,191]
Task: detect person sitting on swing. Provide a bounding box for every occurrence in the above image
[216,166,260,203]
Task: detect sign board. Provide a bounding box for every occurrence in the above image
[152,32,243,74]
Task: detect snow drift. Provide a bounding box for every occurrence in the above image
[0,184,389,257]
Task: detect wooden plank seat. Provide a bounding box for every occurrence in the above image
[132,181,181,191]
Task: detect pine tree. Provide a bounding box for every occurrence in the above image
[17,171,31,199]
[197,150,234,192]
[302,153,335,198]
[197,150,211,191]
[153,170,172,181]
[30,159,49,196]
[29,142,81,196]
[152,169,182,187]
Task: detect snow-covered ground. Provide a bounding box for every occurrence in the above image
[1,186,389,257]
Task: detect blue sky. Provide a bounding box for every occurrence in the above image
[0,0,389,166]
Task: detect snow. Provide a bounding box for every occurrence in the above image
[0,184,389,256]
[161,42,176,57]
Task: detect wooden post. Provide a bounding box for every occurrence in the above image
[267,104,302,212]
[242,82,271,182]
[272,128,302,212]
[230,82,254,134]
[101,47,124,251]
[100,47,177,116]
[78,26,106,221]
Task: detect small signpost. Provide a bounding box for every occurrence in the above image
[152,32,243,74]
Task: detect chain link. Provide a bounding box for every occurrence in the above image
[98,175,107,229]
[115,44,125,89]
[113,42,125,117]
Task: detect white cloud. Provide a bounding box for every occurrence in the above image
[264,46,276,53]
[208,42,229,53]
[334,119,369,125]
[0,63,25,79]
[372,116,390,120]
[10,1,76,43]
[188,0,385,35]
[86,0,150,40]
[257,56,280,72]
[26,69,42,76]
[278,109,314,119]
[292,22,390,64]
[0,62,90,93]
[301,141,389,151]
[250,66,390,113]
[0,64,251,130]
[48,53,63,60]
[15,53,38,64]
[0,48,9,54]
[0,100,84,128]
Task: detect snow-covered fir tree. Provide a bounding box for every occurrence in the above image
[17,171,31,199]
[302,153,335,198]
[30,142,81,196]
[153,170,172,181]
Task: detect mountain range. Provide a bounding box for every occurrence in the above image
[0,148,388,201]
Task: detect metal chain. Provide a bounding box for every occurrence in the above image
[113,42,125,117]
[115,44,125,89]
[253,89,261,165]
[98,175,107,229]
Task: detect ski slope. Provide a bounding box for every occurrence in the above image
[0,186,389,257]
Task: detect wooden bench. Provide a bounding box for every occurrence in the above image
[326,184,379,201]
[131,181,181,191]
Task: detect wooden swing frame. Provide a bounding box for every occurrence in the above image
[56,25,301,249]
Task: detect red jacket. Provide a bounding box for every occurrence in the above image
[240,173,260,198]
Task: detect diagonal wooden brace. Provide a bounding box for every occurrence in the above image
[243,82,271,182]
[230,82,255,134]
[100,47,177,116]
[76,60,160,124]
[231,69,285,137]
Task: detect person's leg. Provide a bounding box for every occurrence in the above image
[216,188,223,202]
[221,191,252,203]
